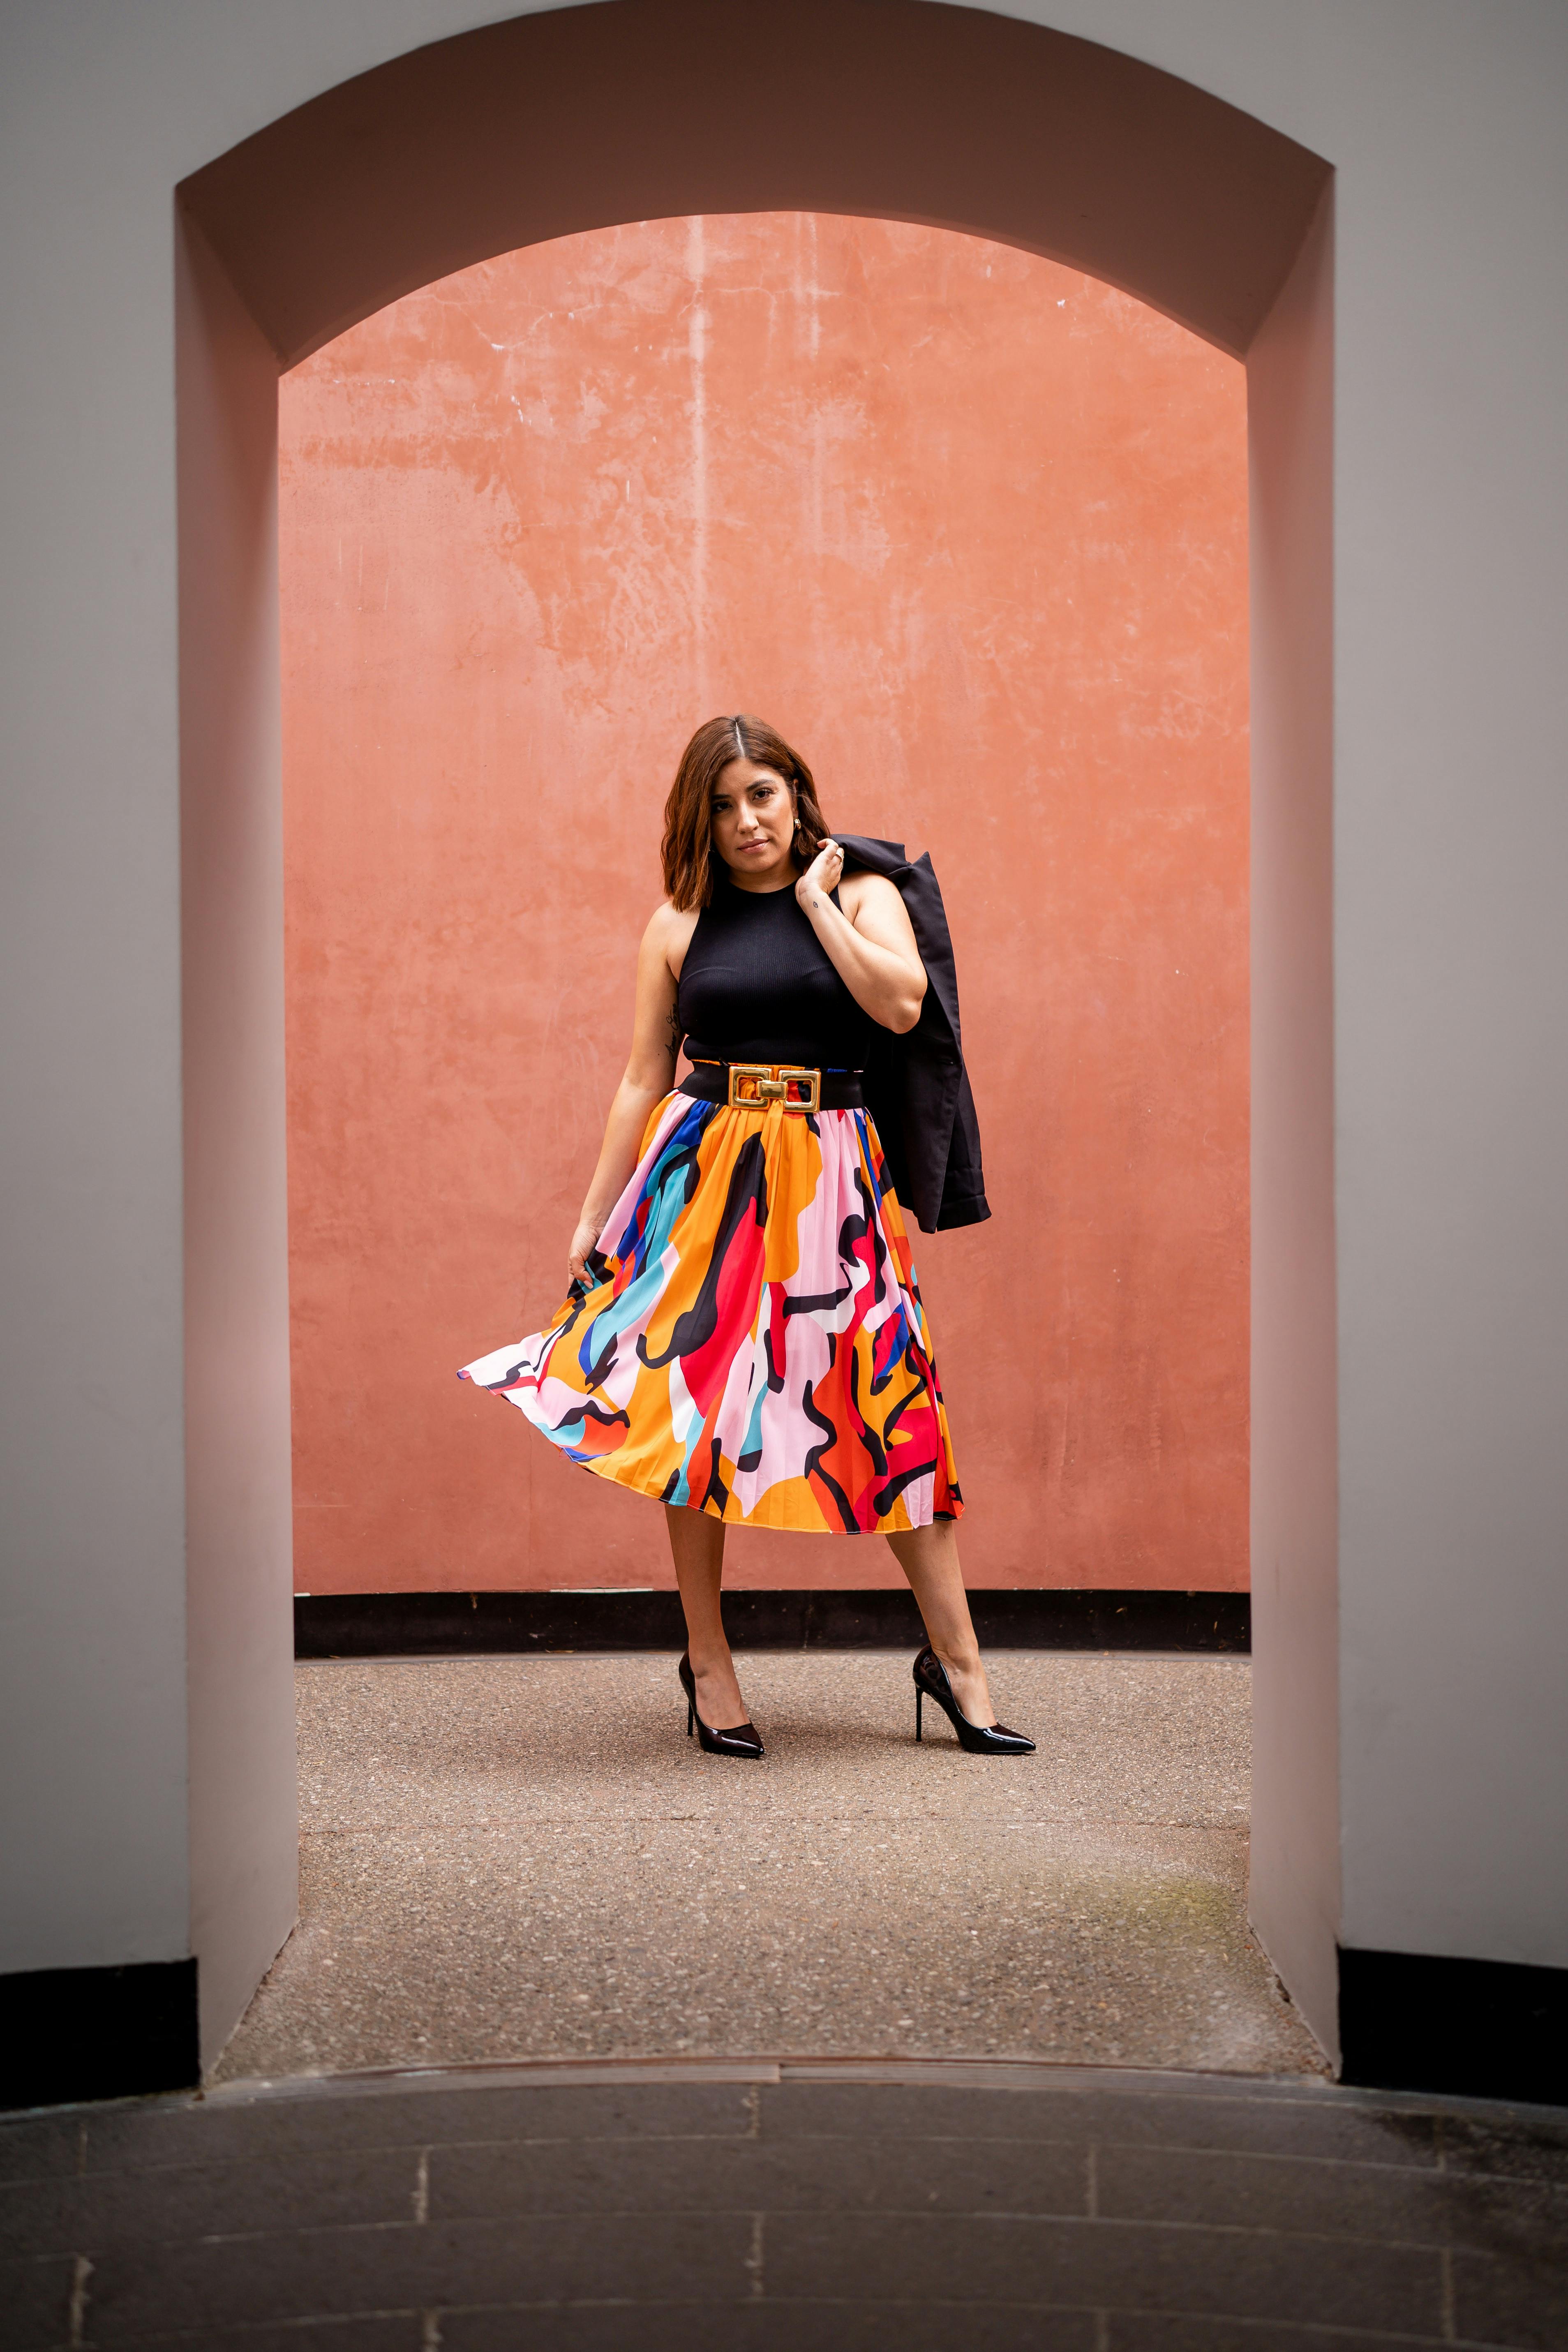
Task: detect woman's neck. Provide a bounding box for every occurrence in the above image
[722,856,801,897]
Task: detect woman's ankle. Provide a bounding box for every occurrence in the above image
[935,1641,982,1679]
[687,1640,736,1678]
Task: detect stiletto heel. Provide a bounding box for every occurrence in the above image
[678,1653,764,1759]
[911,1646,1035,1756]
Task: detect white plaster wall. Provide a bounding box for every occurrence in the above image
[1305,16,1568,1967]
[1154,2,1568,1972]
[2,0,1564,2042]
[176,208,300,2069]
[1246,186,1340,2053]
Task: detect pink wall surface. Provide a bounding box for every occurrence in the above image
[280,213,1248,1594]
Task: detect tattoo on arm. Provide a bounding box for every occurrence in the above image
[666,1009,682,1054]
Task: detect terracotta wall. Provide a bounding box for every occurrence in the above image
[280,213,1247,1594]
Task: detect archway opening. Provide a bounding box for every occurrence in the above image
[279,213,1251,1610]
[175,0,1335,2072]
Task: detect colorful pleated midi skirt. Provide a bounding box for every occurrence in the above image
[458,1089,963,1534]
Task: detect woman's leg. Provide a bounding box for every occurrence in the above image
[884,1518,996,1727]
[665,1504,750,1730]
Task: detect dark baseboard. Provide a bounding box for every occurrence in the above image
[296,1587,1249,1658]
[0,1958,200,2112]
[1339,1946,1568,2106]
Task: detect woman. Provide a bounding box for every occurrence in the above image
[460,716,1032,1761]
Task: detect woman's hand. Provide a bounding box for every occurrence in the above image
[567,1217,603,1289]
[795,836,844,907]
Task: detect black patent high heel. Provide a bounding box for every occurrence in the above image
[912,1646,1035,1756]
[678,1653,764,1759]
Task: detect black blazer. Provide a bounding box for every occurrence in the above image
[836,834,991,1235]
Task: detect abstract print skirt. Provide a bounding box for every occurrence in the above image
[458,1091,963,1533]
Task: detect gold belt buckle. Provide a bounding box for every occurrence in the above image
[727,1062,821,1113]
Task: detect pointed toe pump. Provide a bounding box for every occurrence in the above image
[912,1646,1035,1756]
[678,1652,765,1759]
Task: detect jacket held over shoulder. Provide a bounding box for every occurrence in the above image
[836,834,990,1235]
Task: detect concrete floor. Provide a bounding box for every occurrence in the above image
[217,1653,1323,2084]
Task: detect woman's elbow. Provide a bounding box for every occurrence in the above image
[619,1060,672,1104]
[886,977,926,1035]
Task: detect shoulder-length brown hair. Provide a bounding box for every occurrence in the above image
[661,714,830,910]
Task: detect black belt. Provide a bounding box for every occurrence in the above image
[680,1059,864,1112]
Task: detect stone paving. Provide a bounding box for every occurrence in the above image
[5,2060,1567,2347]
[217,1652,1319,2081]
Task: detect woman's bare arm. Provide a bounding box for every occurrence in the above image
[794,844,926,1034]
[566,903,692,1282]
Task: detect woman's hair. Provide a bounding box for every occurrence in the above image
[661,714,829,910]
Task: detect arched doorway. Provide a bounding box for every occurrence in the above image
[175,0,1335,2072]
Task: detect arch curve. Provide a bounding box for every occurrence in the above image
[180,0,1328,366]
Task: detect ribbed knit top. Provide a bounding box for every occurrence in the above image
[677,872,876,1070]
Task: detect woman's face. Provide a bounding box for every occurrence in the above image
[710,758,797,889]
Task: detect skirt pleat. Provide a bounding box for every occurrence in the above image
[458,1091,963,1533]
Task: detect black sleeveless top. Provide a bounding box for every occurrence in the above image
[677,872,877,1070]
